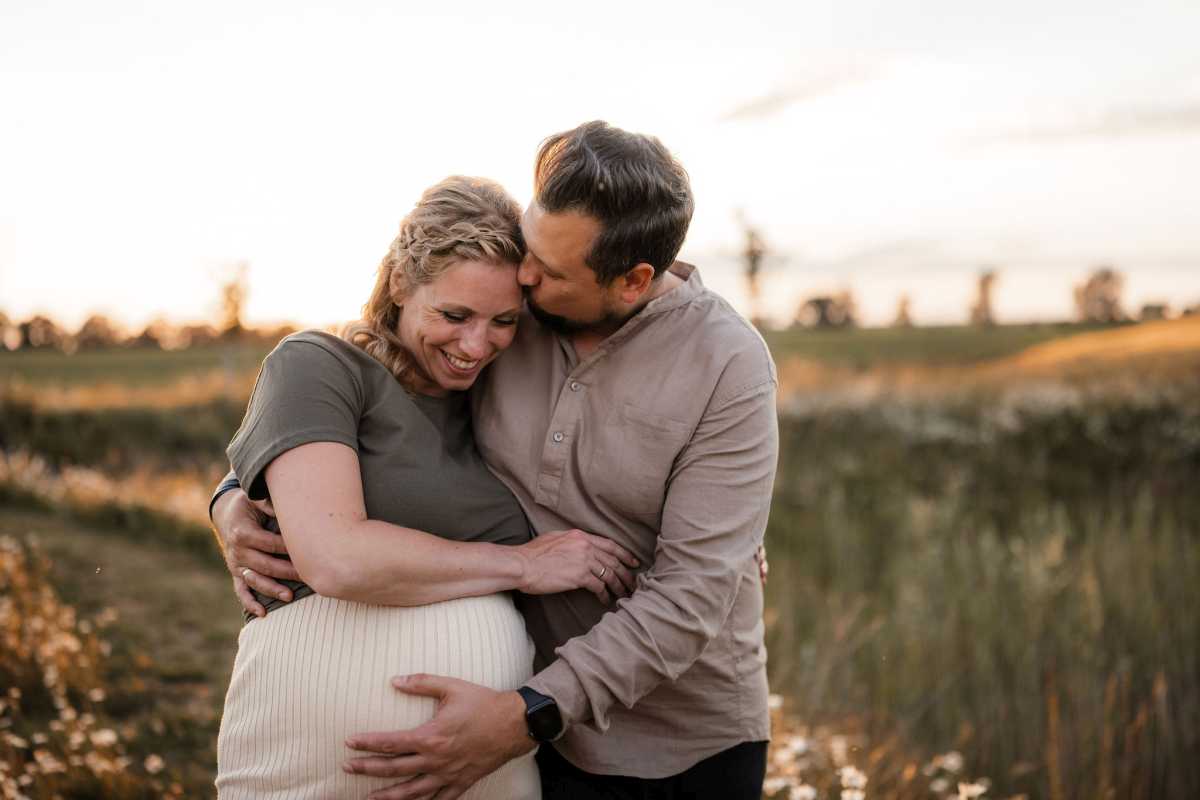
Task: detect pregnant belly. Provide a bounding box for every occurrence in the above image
[216,592,535,798]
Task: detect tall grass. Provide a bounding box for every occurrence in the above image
[0,394,244,474]
[0,537,181,799]
[765,392,1200,799]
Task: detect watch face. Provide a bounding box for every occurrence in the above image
[527,700,563,742]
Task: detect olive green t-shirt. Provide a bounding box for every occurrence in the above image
[227,330,530,616]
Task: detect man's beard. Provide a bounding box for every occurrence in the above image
[523,289,636,337]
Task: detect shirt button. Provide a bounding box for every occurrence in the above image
[569,381,581,391]
[552,431,565,443]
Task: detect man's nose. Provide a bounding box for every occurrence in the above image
[517,255,539,287]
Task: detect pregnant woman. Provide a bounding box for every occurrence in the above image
[214,176,635,798]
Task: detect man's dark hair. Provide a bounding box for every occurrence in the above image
[534,120,695,284]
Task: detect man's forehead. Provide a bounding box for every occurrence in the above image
[524,203,601,251]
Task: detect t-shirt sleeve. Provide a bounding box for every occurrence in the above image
[227,337,364,501]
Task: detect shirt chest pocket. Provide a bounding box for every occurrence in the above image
[586,402,692,519]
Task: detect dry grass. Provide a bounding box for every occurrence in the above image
[1001,315,1200,369]
[0,537,183,799]
[0,450,214,528]
[1,371,258,413]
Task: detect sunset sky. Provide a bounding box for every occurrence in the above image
[3,0,1198,329]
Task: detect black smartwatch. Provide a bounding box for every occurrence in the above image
[516,686,564,743]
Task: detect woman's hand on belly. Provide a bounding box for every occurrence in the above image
[515,528,640,603]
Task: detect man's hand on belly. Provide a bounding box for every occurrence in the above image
[343,674,534,800]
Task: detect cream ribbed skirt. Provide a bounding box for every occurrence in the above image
[216,592,540,799]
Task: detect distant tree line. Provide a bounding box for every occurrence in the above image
[737,226,1197,329]
[0,266,296,353]
[0,310,296,353]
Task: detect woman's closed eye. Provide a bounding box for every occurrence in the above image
[440,308,518,327]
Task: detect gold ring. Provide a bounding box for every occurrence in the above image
[598,567,607,579]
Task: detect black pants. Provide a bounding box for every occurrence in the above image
[537,739,768,800]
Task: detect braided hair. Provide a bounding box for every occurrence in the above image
[343,176,525,384]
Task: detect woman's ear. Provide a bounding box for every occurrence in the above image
[387,267,408,306]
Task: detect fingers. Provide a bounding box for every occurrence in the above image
[346,729,424,755]
[586,533,639,569]
[391,673,457,699]
[236,526,293,556]
[583,574,611,605]
[595,554,634,597]
[232,576,266,618]
[240,569,293,602]
[235,547,301,581]
[343,753,426,778]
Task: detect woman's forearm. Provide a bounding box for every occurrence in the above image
[260,442,530,606]
[296,518,528,606]
[257,441,634,608]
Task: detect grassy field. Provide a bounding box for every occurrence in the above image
[0,344,271,388]
[764,395,1199,799]
[761,322,1116,369]
[2,321,1198,798]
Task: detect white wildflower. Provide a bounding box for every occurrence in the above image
[829,735,849,766]
[787,734,811,755]
[839,765,868,789]
[763,776,791,795]
[88,728,118,748]
[958,781,987,799]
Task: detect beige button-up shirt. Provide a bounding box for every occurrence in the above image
[472,262,778,778]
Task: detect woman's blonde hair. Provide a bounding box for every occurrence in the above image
[344,176,524,383]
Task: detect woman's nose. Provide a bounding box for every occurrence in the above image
[460,324,489,358]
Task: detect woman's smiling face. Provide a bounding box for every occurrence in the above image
[396,258,522,396]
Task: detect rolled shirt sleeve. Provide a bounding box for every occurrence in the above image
[526,379,778,730]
